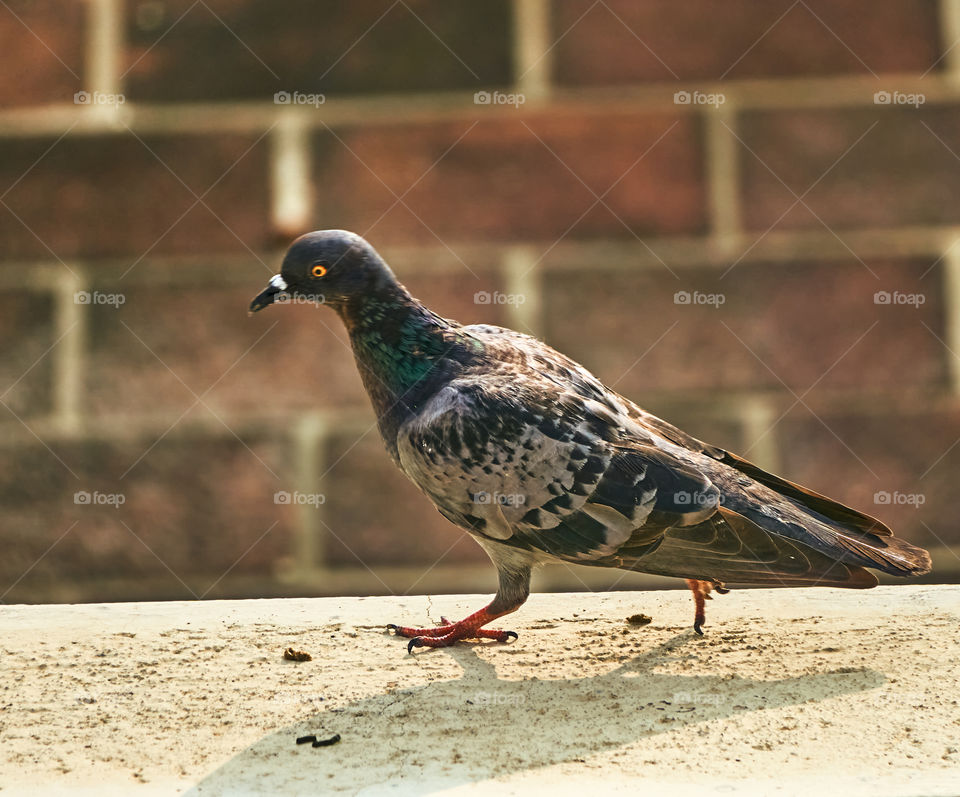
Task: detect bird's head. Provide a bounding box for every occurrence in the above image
[249,230,395,314]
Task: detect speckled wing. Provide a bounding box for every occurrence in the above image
[396,376,722,564]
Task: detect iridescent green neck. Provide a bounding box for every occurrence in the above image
[337,283,481,412]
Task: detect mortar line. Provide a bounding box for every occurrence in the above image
[270,111,314,239]
[512,0,552,100]
[704,101,742,256]
[85,0,123,97]
[51,270,86,435]
[293,413,329,576]
[501,246,543,338]
[936,0,960,80]
[944,242,960,395]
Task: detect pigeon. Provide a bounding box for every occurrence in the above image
[250,230,932,651]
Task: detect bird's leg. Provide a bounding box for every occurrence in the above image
[685,578,729,635]
[388,564,530,653]
[385,614,507,639]
[389,605,518,650]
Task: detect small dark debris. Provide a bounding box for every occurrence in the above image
[312,734,341,748]
[283,647,312,662]
[626,613,652,627]
[296,735,317,745]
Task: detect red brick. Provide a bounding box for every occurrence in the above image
[0,290,55,419]
[777,404,960,551]
[124,0,511,102]
[83,264,509,420]
[398,267,515,328]
[314,112,706,243]
[740,107,960,231]
[553,0,940,86]
[0,133,270,260]
[321,428,489,567]
[0,434,292,597]
[85,280,366,420]
[542,258,947,398]
[0,0,84,106]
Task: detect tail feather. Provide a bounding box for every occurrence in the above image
[717,452,931,578]
[832,532,932,577]
[621,508,880,588]
[631,410,932,582]
[721,450,893,536]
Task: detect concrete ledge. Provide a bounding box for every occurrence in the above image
[1,585,958,796]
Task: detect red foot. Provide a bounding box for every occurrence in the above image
[685,579,729,635]
[387,608,518,653]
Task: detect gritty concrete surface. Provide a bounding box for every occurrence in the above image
[0,585,958,796]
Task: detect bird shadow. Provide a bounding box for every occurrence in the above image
[185,634,884,795]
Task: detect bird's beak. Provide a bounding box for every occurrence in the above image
[249,274,288,314]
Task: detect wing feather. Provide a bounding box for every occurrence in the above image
[614,506,878,588]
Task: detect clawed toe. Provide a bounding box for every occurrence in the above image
[388,622,454,638]
[391,620,519,652]
[389,606,521,652]
[685,578,731,635]
[404,628,518,652]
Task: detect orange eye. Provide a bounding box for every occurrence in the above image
[311,264,328,278]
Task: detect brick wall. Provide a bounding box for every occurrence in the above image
[1,0,958,603]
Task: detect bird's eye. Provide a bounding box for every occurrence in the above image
[311,264,328,278]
